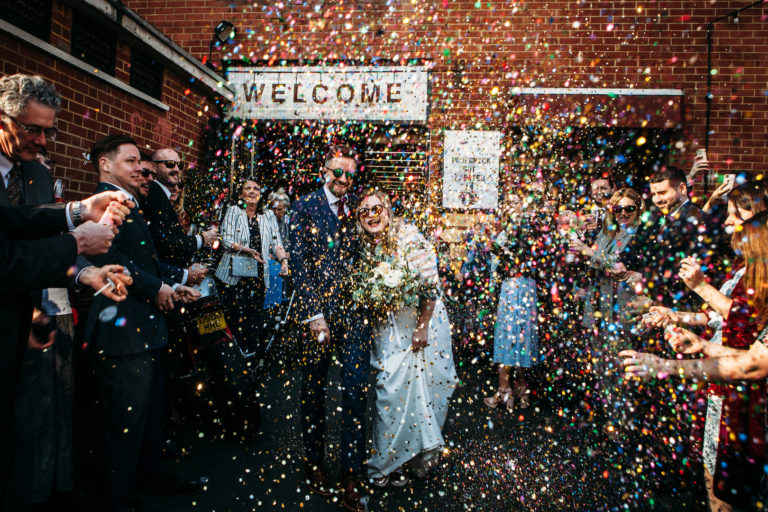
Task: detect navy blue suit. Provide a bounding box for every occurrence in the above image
[289,188,371,476]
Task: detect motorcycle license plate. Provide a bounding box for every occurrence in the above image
[197,310,227,335]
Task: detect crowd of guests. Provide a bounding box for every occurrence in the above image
[1,73,457,512]
[4,69,768,512]
[452,160,768,509]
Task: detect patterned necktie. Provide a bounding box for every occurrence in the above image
[336,196,350,222]
[6,163,21,206]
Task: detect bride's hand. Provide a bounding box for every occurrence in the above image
[412,324,428,352]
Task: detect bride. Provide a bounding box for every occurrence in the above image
[353,189,458,488]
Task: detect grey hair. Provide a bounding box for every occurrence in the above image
[0,74,62,117]
[268,188,290,208]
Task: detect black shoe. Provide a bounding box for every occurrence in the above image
[162,438,193,459]
[303,462,333,498]
[136,473,203,497]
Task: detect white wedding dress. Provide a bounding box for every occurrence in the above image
[367,224,458,479]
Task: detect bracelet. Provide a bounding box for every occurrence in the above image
[72,201,82,225]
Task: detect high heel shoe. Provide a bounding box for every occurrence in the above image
[515,385,531,409]
[483,387,514,410]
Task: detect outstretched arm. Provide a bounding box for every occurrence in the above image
[620,341,768,382]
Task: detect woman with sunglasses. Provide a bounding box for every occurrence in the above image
[629,179,768,511]
[354,189,458,488]
[570,188,645,431]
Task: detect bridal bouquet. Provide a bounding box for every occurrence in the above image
[350,244,436,319]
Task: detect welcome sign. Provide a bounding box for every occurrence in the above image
[227,66,429,121]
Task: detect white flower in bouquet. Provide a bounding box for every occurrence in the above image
[381,267,405,288]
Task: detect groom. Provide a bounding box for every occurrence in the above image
[290,144,371,512]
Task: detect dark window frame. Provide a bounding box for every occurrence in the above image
[70,9,116,75]
[129,47,164,99]
[0,0,53,42]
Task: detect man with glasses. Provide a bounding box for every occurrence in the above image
[290,144,372,512]
[0,74,58,206]
[0,74,138,511]
[143,147,217,269]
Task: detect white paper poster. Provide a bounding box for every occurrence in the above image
[227,66,429,121]
[442,130,501,209]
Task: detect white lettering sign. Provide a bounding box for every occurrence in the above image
[227,66,429,121]
[442,131,501,209]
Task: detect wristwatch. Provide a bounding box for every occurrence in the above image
[71,201,83,225]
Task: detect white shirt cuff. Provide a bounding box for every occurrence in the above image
[74,266,91,286]
[181,269,189,285]
[172,283,181,292]
[303,313,324,324]
[195,235,203,249]
[65,202,76,231]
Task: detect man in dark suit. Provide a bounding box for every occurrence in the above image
[289,144,372,512]
[0,73,134,511]
[83,135,200,512]
[630,166,713,311]
[143,146,218,268]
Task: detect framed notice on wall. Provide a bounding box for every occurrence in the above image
[442,130,501,209]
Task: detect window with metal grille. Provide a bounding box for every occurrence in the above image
[130,48,164,99]
[364,125,430,198]
[71,10,115,74]
[0,0,52,42]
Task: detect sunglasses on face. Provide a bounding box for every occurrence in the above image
[6,115,58,140]
[140,168,156,179]
[326,166,355,179]
[154,160,186,171]
[357,204,384,218]
[612,205,637,214]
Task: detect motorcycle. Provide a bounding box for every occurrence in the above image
[178,276,261,437]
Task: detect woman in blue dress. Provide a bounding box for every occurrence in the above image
[484,193,539,410]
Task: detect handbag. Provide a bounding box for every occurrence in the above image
[231,254,259,278]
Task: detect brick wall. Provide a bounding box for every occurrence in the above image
[123,0,767,190]
[1,0,222,199]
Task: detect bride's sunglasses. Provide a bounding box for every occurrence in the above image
[357,204,384,218]
[612,205,637,214]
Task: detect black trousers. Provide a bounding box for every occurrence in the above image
[93,350,163,510]
[0,298,33,512]
[217,277,266,357]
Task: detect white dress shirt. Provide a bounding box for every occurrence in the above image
[0,154,14,188]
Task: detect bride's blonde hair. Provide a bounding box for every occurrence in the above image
[355,187,402,255]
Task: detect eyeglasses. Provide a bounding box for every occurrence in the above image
[326,166,355,179]
[612,205,637,214]
[357,204,384,218]
[140,168,156,179]
[5,115,57,140]
[154,160,186,171]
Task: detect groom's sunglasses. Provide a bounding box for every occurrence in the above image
[357,204,384,218]
[326,166,356,179]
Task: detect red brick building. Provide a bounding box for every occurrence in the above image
[0,0,232,199]
[2,0,766,216]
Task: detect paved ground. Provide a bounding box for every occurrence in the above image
[122,351,700,512]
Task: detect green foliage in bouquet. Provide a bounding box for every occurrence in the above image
[350,244,438,320]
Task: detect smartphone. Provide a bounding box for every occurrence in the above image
[722,173,736,190]
[696,148,707,161]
